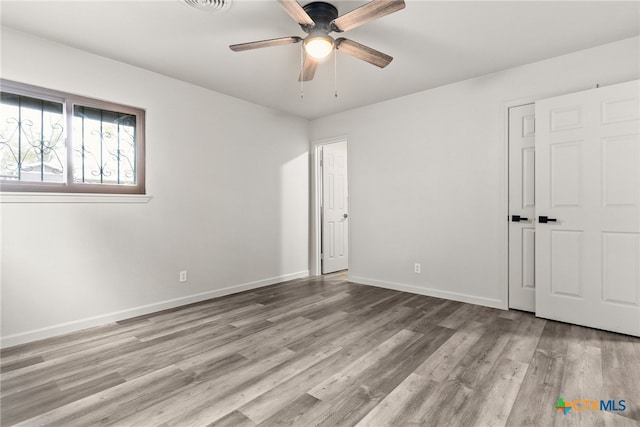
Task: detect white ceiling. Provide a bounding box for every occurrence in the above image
[1,1,638,119]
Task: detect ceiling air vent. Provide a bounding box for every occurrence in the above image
[184,0,231,12]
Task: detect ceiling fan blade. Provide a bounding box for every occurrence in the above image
[299,53,318,82]
[229,36,302,52]
[335,38,392,68]
[277,0,315,26]
[331,0,405,32]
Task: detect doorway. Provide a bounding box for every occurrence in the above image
[312,139,349,275]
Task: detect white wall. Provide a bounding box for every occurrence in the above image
[0,28,310,346]
[310,37,640,309]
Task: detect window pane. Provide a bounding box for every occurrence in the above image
[1,80,144,194]
[73,105,136,185]
[0,92,65,183]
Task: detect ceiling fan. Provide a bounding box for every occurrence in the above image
[229,0,406,81]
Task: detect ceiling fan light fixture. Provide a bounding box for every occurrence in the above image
[304,35,334,59]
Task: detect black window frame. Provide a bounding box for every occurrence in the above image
[0,79,146,194]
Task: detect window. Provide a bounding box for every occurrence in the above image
[0,80,145,194]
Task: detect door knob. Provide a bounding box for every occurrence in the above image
[343,213,349,219]
[539,216,557,223]
[511,215,529,222]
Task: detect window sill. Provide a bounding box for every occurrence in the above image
[0,192,152,204]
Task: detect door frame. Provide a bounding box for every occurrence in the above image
[502,97,539,310]
[310,136,349,276]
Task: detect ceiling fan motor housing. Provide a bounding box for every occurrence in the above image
[301,2,339,33]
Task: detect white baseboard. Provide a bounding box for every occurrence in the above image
[1,270,309,348]
[348,275,507,310]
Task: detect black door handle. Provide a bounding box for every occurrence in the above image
[539,216,557,223]
[511,215,529,222]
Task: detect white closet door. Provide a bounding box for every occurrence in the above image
[509,104,536,312]
[322,141,349,273]
[535,80,640,336]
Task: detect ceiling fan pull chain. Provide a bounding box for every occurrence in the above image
[300,44,304,99]
[334,46,338,98]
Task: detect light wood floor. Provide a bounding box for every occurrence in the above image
[2,273,639,426]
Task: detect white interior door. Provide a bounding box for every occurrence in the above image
[509,104,536,312]
[535,80,640,336]
[322,141,349,274]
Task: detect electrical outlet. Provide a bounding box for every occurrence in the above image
[179,270,188,283]
[414,263,421,274]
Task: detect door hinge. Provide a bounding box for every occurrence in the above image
[320,253,324,259]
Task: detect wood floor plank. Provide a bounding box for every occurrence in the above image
[354,373,437,427]
[413,320,486,381]
[3,271,640,427]
[3,372,126,426]
[603,411,640,427]
[238,321,426,425]
[601,335,640,423]
[242,324,440,426]
[208,410,256,427]
[268,396,335,427]
[264,291,351,324]
[360,325,455,395]
[398,376,474,426]
[169,323,275,371]
[181,352,249,383]
[500,313,546,363]
[0,355,44,373]
[556,342,604,427]
[438,302,482,329]
[135,303,265,342]
[314,287,399,315]
[449,318,513,389]
[417,299,464,325]
[256,392,322,427]
[1,336,142,394]
[499,308,525,321]
[261,310,349,350]
[1,326,141,373]
[365,291,418,313]
[230,293,327,327]
[13,365,191,426]
[307,329,422,401]
[400,293,442,309]
[326,305,418,350]
[118,347,298,426]
[313,384,386,427]
[453,357,529,426]
[166,345,343,426]
[237,350,350,424]
[0,321,142,362]
[505,349,566,425]
[300,330,448,426]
